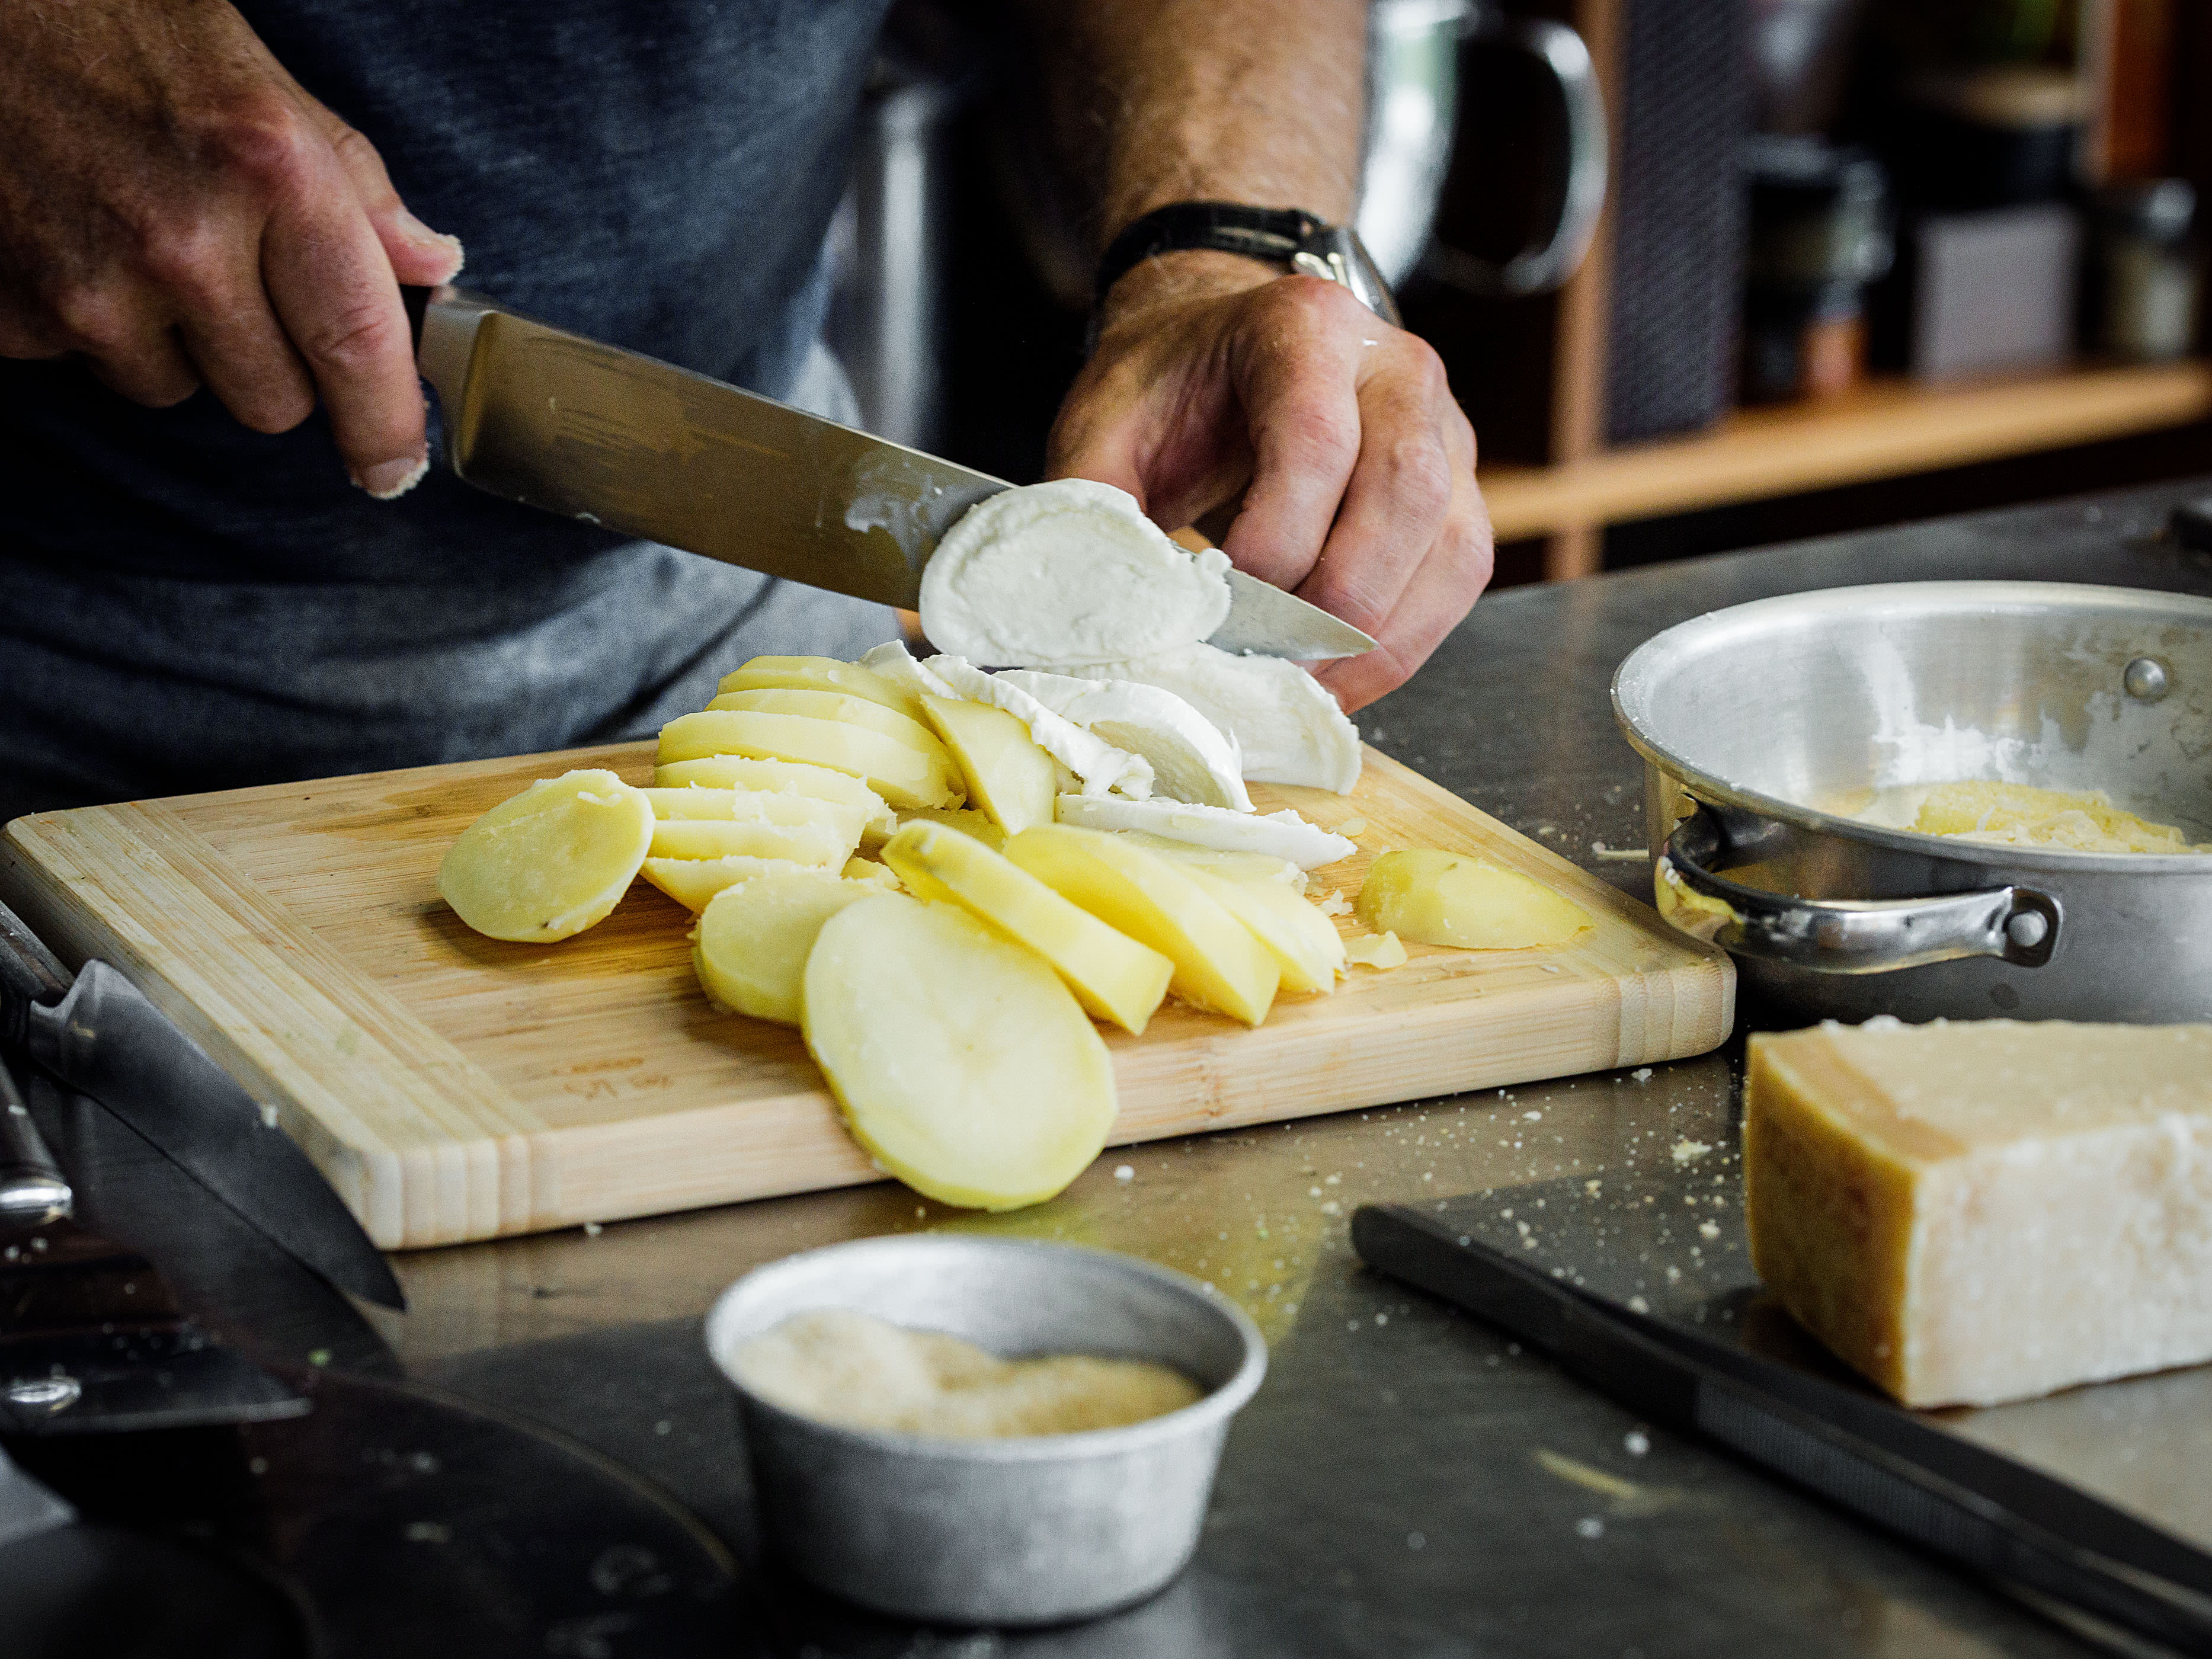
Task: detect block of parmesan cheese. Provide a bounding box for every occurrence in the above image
[1744,1018,2212,1409]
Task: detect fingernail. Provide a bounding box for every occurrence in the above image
[395,209,466,274]
[356,456,428,500]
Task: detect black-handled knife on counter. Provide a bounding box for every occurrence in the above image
[398,283,1377,661]
[1,1052,309,1434]
[1353,1203,2212,1656]
[0,902,403,1311]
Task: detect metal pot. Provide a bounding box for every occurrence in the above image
[1611,582,2212,1023]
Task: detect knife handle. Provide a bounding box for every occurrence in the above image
[0,900,69,1052]
[0,1055,72,1227]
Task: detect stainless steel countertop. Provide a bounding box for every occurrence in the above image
[372,478,2212,1654]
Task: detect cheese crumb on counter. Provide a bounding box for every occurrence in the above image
[1745,1019,2212,1408]
[729,1309,1202,1438]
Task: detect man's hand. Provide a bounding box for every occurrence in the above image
[1048,252,1493,712]
[0,0,463,497]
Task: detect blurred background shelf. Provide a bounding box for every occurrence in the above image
[1479,360,2212,543]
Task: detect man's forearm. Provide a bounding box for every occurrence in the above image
[1028,0,1368,253]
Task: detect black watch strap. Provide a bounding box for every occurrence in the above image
[1092,201,1401,328]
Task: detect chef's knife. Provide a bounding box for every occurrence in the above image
[0,904,404,1311]
[0,1447,73,1549]
[0,1055,309,1436]
[404,285,1377,661]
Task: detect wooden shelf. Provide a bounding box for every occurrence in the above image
[1479,361,2212,544]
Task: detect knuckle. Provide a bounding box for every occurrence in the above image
[49,284,132,351]
[203,97,320,194]
[298,297,397,373]
[1275,400,1359,468]
[133,219,229,302]
[1382,435,1452,517]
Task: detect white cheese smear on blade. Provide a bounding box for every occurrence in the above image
[728,1308,1202,1439]
[1067,643,1362,794]
[1056,795,1356,869]
[918,479,1233,666]
[997,670,1253,811]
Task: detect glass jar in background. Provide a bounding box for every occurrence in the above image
[2088,180,2200,363]
[1741,137,1896,403]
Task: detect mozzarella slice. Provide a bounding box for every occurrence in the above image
[1066,642,1362,794]
[996,670,1251,812]
[923,654,1153,800]
[917,479,1232,666]
[859,640,956,701]
[1054,794,1356,870]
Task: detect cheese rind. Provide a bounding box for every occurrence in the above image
[1745,1019,2212,1408]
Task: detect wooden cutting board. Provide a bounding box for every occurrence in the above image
[1,744,1733,1250]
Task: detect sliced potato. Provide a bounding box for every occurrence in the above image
[804,895,1117,1210]
[437,770,653,943]
[648,816,849,866]
[1105,830,1306,888]
[1356,849,1592,949]
[1184,867,1343,995]
[882,821,1173,1035]
[694,872,883,1024]
[897,806,1007,852]
[920,693,1057,835]
[1005,824,1278,1027]
[643,784,872,853]
[704,687,942,754]
[717,656,926,723]
[658,710,961,811]
[642,853,821,912]
[841,857,902,890]
[652,755,896,843]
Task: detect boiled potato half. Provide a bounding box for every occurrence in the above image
[804,895,1118,1210]
[919,693,1057,835]
[694,871,886,1024]
[1356,849,1591,949]
[658,710,962,811]
[437,769,654,943]
[1006,825,1278,1027]
[718,655,926,723]
[1185,868,1344,995]
[882,819,1173,1035]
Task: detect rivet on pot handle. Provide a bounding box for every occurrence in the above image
[1655,805,2060,975]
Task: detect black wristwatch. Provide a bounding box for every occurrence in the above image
[1093,202,1403,329]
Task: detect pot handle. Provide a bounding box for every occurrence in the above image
[1655,805,2060,975]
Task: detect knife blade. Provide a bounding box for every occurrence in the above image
[1,1056,309,1436]
[406,285,1377,662]
[0,1447,73,1549]
[0,905,402,1312]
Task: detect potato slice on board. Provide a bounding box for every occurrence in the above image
[1105,830,1305,888]
[658,711,962,811]
[652,757,896,843]
[642,854,821,912]
[643,786,869,855]
[897,806,1008,852]
[1006,824,1277,1027]
[804,895,1117,1210]
[437,770,654,943]
[648,816,849,866]
[841,857,902,890]
[716,656,926,723]
[694,872,886,1024]
[882,821,1173,1035]
[1356,850,1591,949]
[705,687,942,754]
[1185,867,1344,995]
[919,693,1057,835]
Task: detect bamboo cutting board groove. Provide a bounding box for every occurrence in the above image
[2,744,1733,1249]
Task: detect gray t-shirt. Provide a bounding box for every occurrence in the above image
[0,0,896,822]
